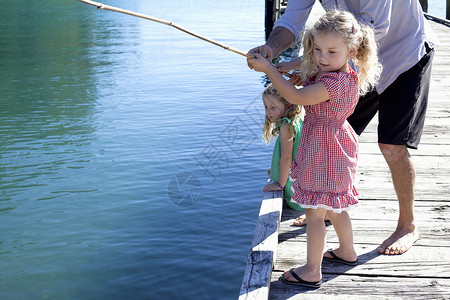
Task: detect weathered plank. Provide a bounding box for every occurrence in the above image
[269,272,450,300]
[279,199,450,222]
[239,191,283,300]
[274,244,450,277]
[276,226,450,247]
[277,222,450,250]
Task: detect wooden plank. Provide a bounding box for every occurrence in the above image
[239,191,283,300]
[279,199,450,222]
[276,221,450,248]
[274,244,450,278]
[358,144,450,153]
[269,272,450,299]
[355,182,450,202]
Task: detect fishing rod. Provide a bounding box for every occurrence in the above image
[76,0,253,58]
[76,0,295,78]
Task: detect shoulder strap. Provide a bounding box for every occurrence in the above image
[276,117,292,130]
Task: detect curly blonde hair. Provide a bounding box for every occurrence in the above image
[262,84,302,144]
[299,10,382,95]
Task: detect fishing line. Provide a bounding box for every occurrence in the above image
[76,0,253,58]
[76,0,295,78]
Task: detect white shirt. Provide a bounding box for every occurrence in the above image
[274,0,436,93]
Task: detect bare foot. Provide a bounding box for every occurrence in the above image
[293,214,307,226]
[292,214,330,226]
[283,265,321,283]
[377,226,419,255]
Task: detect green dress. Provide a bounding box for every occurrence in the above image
[269,117,304,211]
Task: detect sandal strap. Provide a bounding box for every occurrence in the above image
[327,250,339,259]
[288,269,303,282]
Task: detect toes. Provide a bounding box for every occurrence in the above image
[293,217,307,226]
[384,247,394,255]
[283,270,293,281]
[383,246,402,255]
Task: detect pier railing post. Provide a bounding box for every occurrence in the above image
[419,0,428,12]
[447,0,450,20]
[265,0,274,39]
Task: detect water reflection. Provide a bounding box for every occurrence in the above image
[0,1,145,203]
[1,2,95,202]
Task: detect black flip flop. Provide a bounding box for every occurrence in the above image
[323,250,359,266]
[280,269,322,289]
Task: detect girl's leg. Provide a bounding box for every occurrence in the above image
[284,208,327,282]
[324,211,357,262]
[293,211,331,226]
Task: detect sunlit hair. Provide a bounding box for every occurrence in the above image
[262,84,302,144]
[299,10,382,95]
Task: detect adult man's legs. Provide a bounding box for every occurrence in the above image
[348,44,434,255]
[377,143,417,254]
[375,45,433,255]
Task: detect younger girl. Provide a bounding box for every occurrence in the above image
[262,85,304,211]
[248,10,382,288]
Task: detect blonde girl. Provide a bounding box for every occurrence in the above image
[262,84,303,211]
[248,10,382,288]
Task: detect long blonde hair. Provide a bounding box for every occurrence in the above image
[299,10,382,95]
[262,84,302,144]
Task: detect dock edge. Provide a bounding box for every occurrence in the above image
[238,190,283,300]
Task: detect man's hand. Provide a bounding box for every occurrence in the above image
[247,27,296,70]
[247,45,274,69]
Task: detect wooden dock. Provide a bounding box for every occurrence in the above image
[240,8,450,300]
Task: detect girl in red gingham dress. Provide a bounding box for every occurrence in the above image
[248,10,382,288]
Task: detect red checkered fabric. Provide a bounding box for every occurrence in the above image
[290,70,360,213]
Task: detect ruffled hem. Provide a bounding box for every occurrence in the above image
[290,185,359,213]
[291,202,360,213]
